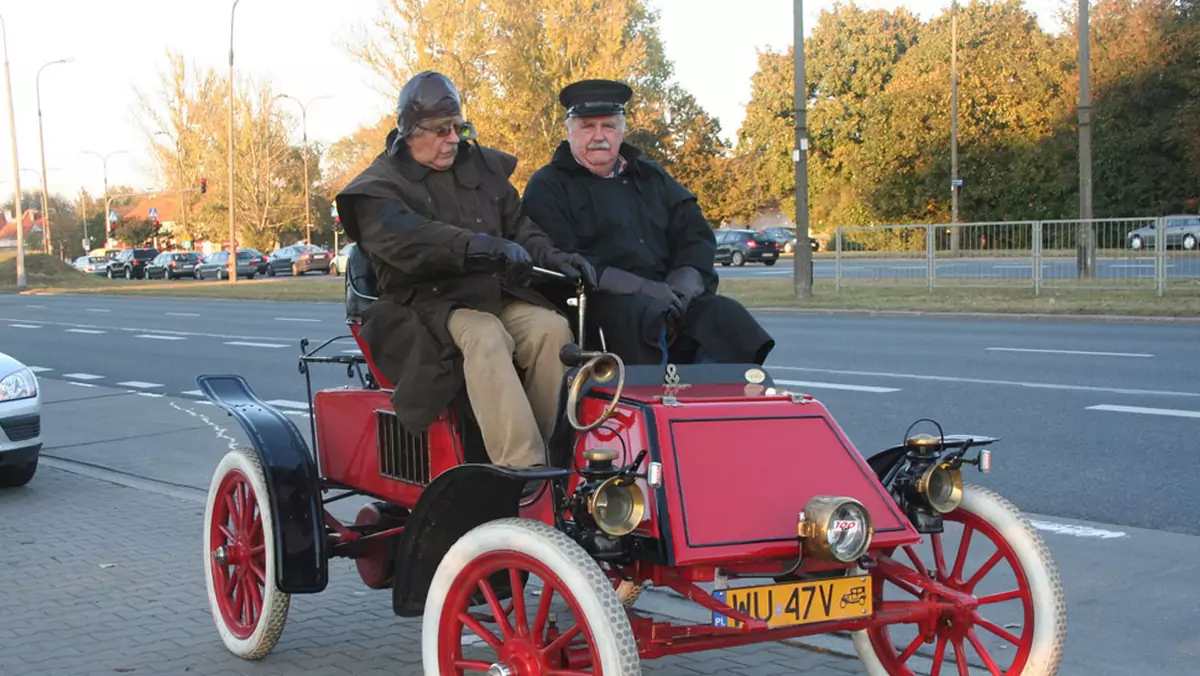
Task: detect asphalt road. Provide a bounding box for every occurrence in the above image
[716,253,1200,281]
[3,292,1199,673]
[4,291,1199,533]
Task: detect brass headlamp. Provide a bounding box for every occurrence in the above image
[797,496,874,563]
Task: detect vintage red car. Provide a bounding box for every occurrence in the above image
[198,247,1066,675]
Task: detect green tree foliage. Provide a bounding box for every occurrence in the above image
[735,0,1198,230]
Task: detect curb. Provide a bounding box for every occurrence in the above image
[749,306,1200,323]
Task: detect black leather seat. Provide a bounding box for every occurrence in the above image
[345,243,378,322]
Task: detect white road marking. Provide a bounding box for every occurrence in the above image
[1086,404,1200,419]
[225,341,288,348]
[68,382,98,388]
[166,312,200,317]
[181,390,204,397]
[776,379,901,394]
[135,392,166,398]
[8,323,40,329]
[274,317,321,323]
[1028,519,1127,539]
[28,366,53,373]
[26,304,47,309]
[266,399,310,410]
[63,373,104,381]
[283,410,312,418]
[770,366,1200,398]
[86,308,111,313]
[0,316,312,342]
[986,347,1153,358]
[137,334,186,341]
[342,349,362,355]
[66,329,106,335]
[117,381,164,389]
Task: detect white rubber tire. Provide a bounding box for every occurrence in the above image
[421,517,642,675]
[852,483,1067,675]
[203,447,291,660]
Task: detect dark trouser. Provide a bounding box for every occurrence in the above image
[588,292,775,366]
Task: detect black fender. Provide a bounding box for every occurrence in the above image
[866,434,1002,484]
[197,374,328,594]
[391,463,573,617]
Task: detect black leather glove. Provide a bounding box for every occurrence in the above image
[541,250,597,289]
[464,233,533,285]
[597,267,684,317]
[665,266,706,313]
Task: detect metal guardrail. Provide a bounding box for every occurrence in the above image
[832,217,1199,296]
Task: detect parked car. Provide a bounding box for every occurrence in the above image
[194,250,260,280]
[105,248,160,279]
[239,248,270,275]
[759,226,820,253]
[72,255,109,275]
[330,243,354,276]
[0,350,41,488]
[1126,215,1200,251]
[145,251,202,280]
[715,229,780,266]
[265,244,332,276]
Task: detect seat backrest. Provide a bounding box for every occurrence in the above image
[345,243,378,321]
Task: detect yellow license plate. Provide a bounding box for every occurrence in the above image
[712,575,872,628]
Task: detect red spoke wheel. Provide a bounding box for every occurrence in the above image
[854,484,1066,675]
[203,447,290,659]
[423,518,641,675]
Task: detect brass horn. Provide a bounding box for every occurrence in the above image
[566,352,626,432]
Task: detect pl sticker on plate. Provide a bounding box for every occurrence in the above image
[744,368,766,384]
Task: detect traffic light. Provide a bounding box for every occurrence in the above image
[200,178,207,194]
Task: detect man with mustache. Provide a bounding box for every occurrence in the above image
[523,79,774,366]
[334,71,596,471]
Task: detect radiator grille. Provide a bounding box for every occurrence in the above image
[0,414,40,443]
[375,410,430,484]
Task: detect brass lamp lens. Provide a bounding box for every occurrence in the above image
[921,466,964,513]
[590,479,646,537]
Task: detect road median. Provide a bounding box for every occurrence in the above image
[8,254,1199,317]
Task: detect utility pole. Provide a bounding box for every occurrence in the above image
[2,13,25,289]
[227,0,242,283]
[950,0,960,256]
[792,0,813,298]
[1077,0,1095,278]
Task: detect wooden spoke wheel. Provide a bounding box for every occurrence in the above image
[423,518,640,675]
[853,484,1066,675]
[203,447,290,660]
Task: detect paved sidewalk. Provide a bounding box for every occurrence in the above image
[0,466,865,675]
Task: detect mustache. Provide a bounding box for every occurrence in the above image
[587,140,612,150]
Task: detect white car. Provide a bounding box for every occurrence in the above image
[0,351,41,488]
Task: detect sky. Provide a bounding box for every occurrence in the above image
[0,0,1070,210]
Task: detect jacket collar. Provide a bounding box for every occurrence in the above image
[550,140,645,178]
[391,140,483,188]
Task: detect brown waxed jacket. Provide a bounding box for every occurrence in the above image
[335,134,566,432]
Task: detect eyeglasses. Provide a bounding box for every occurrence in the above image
[418,120,473,139]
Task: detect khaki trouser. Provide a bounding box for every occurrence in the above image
[447,299,573,468]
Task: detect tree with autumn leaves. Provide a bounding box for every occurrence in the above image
[122,0,1196,257]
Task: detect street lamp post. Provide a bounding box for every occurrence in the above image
[227,0,242,283]
[274,93,331,246]
[36,57,73,256]
[82,149,129,248]
[1,13,26,289]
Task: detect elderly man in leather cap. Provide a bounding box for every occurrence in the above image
[334,71,596,469]
[523,79,774,366]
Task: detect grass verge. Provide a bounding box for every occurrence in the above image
[8,254,1199,317]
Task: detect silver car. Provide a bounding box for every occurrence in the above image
[72,255,109,275]
[1127,215,1200,251]
[0,351,41,488]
